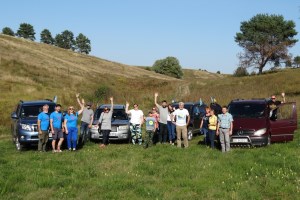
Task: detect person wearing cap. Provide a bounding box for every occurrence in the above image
[98,97,114,148]
[125,102,144,145]
[76,94,94,146]
[37,104,50,152]
[268,92,286,110]
[50,104,64,153]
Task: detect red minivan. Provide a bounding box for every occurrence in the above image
[228,99,297,147]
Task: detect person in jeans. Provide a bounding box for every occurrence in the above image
[173,102,190,148]
[208,109,217,149]
[200,106,211,146]
[98,97,114,148]
[154,92,168,144]
[76,93,94,144]
[216,106,234,152]
[144,112,156,149]
[125,102,144,145]
[167,105,176,145]
[50,104,64,153]
[64,105,84,151]
[37,104,50,152]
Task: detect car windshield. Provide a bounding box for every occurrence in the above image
[229,103,266,118]
[20,105,55,118]
[95,109,128,120]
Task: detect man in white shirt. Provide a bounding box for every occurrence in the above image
[126,102,144,145]
[173,102,190,148]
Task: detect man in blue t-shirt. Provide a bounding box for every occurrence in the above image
[50,104,64,153]
[37,104,50,152]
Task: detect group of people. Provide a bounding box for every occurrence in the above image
[37,92,286,153]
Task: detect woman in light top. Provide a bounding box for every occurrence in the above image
[98,97,114,148]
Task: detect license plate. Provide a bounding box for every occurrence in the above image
[232,138,248,143]
[49,133,52,137]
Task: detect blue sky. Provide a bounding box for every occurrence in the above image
[1,0,299,73]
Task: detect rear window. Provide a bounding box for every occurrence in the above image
[95,109,128,120]
[229,103,266,118]
[20,105,55,118]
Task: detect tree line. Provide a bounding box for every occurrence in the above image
[1,23,91,54]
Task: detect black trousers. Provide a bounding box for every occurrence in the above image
[102,130,111,145]
[159,123,168,143]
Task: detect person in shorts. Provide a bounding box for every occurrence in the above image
[50,104,64,152]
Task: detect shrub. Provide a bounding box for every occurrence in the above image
[233,67,249,77]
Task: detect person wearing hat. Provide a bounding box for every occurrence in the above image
[76,93,94,146]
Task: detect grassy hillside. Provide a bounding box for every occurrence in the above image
[0,33,300,200]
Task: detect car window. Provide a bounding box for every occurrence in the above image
[229,103,266,118]
[95,109,128,120]
[20,105,55,118]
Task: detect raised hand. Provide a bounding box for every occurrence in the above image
[76,93,80,98]
[110,97,113,101]
[155,92,158,97]
[82,98,85,105]
[281,92,285,97]
[126,101,129,107]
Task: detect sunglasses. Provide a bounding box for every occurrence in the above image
[271,98,276,100]
[69,108,74,110]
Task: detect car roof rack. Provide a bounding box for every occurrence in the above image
[44,99,53,102]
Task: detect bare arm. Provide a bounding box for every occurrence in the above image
[110,97,114,112]
[229,122,233,135]
[154,93,160,108]
[186,115,191,127]
[125,101,131,114]
[76,93,84,108]
[50,118,54,133]
[200,118,204,129]
[77,99,85,115]
[64,119,68,134]
[140,115,144,125]
[37,120,42,134]
[281,92,286,103]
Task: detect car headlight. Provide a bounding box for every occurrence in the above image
[253,128,267,136]
[21,124,32,131]
[119,125,129,130]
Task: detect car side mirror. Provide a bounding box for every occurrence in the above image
[11,112,18,119]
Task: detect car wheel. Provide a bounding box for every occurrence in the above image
[187,127,193,141]
[15,137,23,151]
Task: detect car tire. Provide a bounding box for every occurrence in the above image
[187,127,193,141]
[15,137,23,151]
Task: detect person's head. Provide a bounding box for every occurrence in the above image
[162,100,167,108]
[179,102,184,110]
[68,106,75,115]
[86,102,92,109]
[148,111,152,116]
[43,104,49,112]
[222,106,228,114]
[205,106,211,114]
[55,104,61,112]
[210,109,215,116]
[271,95,276,102]
[152,107,157,113]
[104,106,109,113]
[168,104,174,112]
[133,104,139,110]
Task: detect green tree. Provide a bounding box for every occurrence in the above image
[2,27,14,36]
[40,29,54,45]
[54,30,75,50]
[293,56,300,68]
[233,66,249,77]
[75,33,91,54]
[152,56,183,79]
[16,23,35,41]
[235,14,297,74]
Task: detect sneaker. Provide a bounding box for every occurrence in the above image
[52,150,57,153]
[57,150,62,153]
[73,148,76,151]
[68,148,72,151]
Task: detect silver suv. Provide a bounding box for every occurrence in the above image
[90,104,130,142]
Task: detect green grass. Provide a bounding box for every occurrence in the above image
[0,126,299,200]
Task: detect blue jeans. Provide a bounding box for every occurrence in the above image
[208,129,216,149]
[201,128,209,145]
[67,127,78,149]
[167,121,176,142]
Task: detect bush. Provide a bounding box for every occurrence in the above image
[152,57,183,79]
[94,85,110,101]
[2,27,14,36]
[233,67,249,77]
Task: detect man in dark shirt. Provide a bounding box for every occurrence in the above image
[268,93,286,110]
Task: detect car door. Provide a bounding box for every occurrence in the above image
[270,103,297,142]
[191,105,202,134]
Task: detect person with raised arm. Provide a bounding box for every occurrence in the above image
[98,97,114,148]
[125,102,144,145]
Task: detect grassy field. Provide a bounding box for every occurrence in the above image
[1,34,300,199]
[0,126,299,200]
